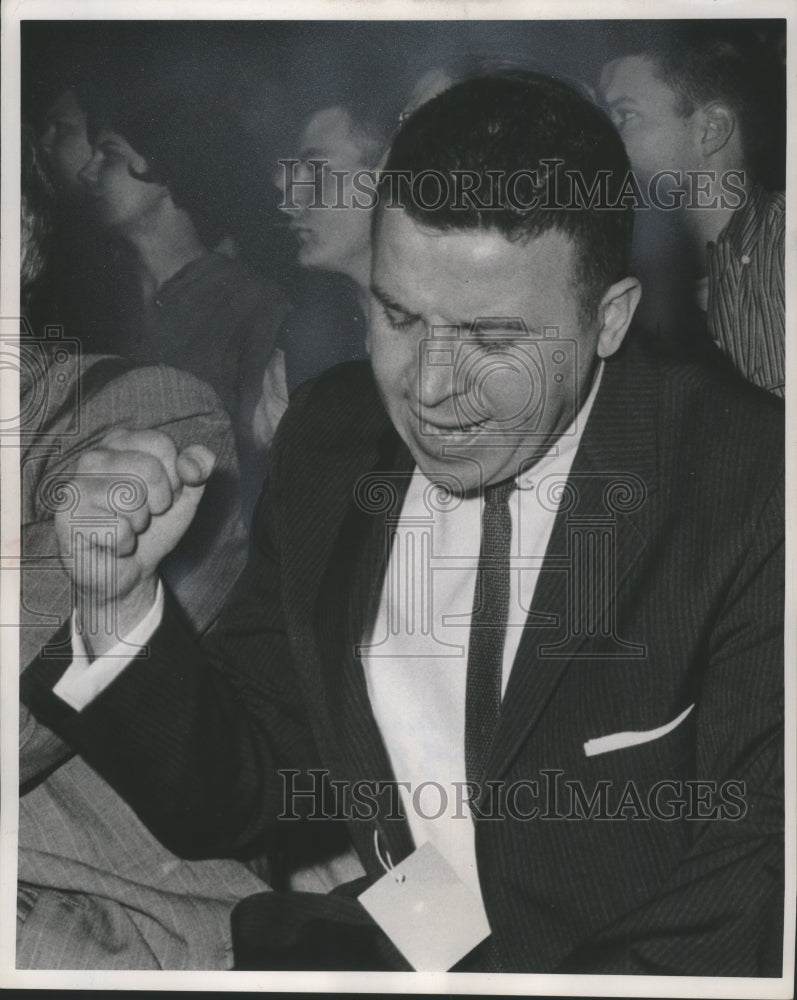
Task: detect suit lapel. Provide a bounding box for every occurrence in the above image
[488,345,661,782]
[314,422,417,864]
[308,344,661,849]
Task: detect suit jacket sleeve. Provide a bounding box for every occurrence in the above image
[559,475,784,976]
[21,383,322,859]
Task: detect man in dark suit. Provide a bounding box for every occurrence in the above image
[22,73,784,975]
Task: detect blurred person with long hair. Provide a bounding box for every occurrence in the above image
[78,80,290,514]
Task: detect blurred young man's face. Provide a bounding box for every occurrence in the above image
[599,55,701,185]
[370,209,623,494]
[40,89,92,194]
[78,129,167,235]
[275,106,377,282]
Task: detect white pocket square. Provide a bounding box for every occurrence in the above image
[583,704,695,758]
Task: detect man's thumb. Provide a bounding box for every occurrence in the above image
[176,444,217,486]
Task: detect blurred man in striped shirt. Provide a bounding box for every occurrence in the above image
[600,24,785,397]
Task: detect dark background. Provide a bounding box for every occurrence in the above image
[20,19,787,336]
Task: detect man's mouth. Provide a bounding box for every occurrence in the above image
[409,405,486,435]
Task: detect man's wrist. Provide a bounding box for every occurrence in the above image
[55,581,166,710]
[76,577,159,659]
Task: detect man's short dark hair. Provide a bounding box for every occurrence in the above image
[624,24,786,189]
[378,72,634,325]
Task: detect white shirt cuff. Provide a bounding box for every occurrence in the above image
[53,582,165,711]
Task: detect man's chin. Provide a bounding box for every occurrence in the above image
[408,443,506,496]
[298,246,323,268]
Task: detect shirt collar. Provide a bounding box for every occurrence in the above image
[713,182,769,261]
[515,360,605,490]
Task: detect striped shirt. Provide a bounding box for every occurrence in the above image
[705,184,785,397]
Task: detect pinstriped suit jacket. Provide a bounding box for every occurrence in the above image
[22,336,785,974]
[18,357,271,970]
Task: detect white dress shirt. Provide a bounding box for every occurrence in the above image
[360,365,603,910]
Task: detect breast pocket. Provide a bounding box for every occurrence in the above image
[583,703,695,758]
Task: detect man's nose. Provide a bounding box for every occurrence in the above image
[39,125,55,158]
[272,164,290,214]
[417,348,457,410]
[274,159,314,213]
[77,152,99,187]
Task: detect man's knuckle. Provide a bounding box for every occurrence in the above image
[76,448,109,473]
[103,427,132,445]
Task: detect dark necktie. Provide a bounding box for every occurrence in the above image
[464,477,516,788]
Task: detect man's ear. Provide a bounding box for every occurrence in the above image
[596,276,642,358]
[699,101,736,157]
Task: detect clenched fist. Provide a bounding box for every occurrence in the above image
[54,428,216,654]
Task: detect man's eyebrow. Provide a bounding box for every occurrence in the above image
[371,289,533,335]
[471,317,530,334]
[606,96,638,110]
